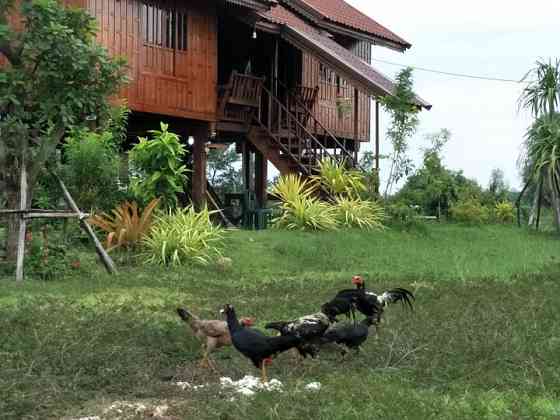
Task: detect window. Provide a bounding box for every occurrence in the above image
[142,2,188,50]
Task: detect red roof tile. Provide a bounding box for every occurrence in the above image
[298,0,410,49]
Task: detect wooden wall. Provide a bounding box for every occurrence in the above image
[301,40,372,142]
[2,0,218,122]
[79,0,218,121]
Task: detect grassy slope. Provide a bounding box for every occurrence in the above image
[1,225,560,419]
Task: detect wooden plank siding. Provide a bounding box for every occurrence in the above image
[2,0,218,122]
[75,0,218,121]
[301,39,372,142]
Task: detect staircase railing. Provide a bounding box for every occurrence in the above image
[254,83,352,176]
[275,78,359,168]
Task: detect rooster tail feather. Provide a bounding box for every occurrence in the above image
[386,288,415,311]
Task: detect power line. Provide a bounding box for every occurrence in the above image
[371,57,532,84]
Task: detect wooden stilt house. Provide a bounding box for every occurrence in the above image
[3,0,431,221]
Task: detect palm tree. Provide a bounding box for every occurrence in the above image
[518,59,560,231]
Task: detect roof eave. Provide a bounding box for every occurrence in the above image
[318,20,410,52]
[225,0,275,12]
[281,0,411,51]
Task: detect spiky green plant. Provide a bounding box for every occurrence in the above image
[270,174,337,231]
[312,158,366,198]
[269,174,317,205]
[273,198,338,231]
[88,198,160,251]
[333,196,385,230]
[143,206,225,266]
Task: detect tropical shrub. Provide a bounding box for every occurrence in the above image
[333,196,385,230]
[494,201,515,224]
[270,173,317,204]
[270,174,337,231]
[89,198,160,251]
[273,198,338,231]
[450,198,491,225]
[312,158,366,197]
[143,206,224,266]
[63,129,122,211]
[129,123,188,208]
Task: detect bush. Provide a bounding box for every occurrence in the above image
[333,196,385,230]
[494,201,515,224]
[386,202,427,232]
[312,158,366,197]
[63,129,122,211]
[129,123,188,209]
[143,206,224,266]
[272,197,338,231]
[270,174,337,231]
[88,198,160,251]
[450,198,491,225]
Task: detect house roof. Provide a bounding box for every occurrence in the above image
[259,5,431,109]
[225,0,276,11]
[285,0,411,50]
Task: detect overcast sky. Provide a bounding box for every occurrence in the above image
[346,0,560,190]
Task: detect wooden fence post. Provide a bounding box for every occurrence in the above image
[52,173,118,275]
[15,159,27,282]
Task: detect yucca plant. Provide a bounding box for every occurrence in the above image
[88,198,160,251]
[143,206,224,266]
[270,175,337,231]
[312,158,366,198]
[333,196,385,230]
[273,197,338,231]
[523,113,560,229]
[518,59,560,231]
[269,174,317,205]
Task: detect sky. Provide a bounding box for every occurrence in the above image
[345,0,560,191]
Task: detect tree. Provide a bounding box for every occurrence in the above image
[487,168,509,204]
[0,0,126,261]
[207,145,242,196]
[518,59,560,231]
[380,68,420,198]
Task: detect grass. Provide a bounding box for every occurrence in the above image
[1,224,560,419]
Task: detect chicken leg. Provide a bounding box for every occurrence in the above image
[261,363,268,384]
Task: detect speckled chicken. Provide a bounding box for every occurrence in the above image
[177,307,252,370]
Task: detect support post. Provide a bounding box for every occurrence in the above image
[375,100,380,194]
[255,150,268,208]
[242,141,252,192]
[15,159,27,282]
[53,173,117,275]
[353,88,360,165]
[191,125,209,210]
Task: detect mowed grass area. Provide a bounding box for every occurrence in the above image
[1,224,560,419]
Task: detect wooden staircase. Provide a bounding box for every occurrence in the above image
[218,72,359,177]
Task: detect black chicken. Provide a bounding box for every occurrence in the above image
[222,304,301,383]
[322,316,375,354]
[265,312,331,359]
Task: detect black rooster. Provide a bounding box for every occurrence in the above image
[335,276,415,325]
[222,304,301,383]
[265,312,331,359]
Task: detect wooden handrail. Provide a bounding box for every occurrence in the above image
[275,78,359,168]
[257,84,343,175]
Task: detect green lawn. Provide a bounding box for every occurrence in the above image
[1,224,560,419]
